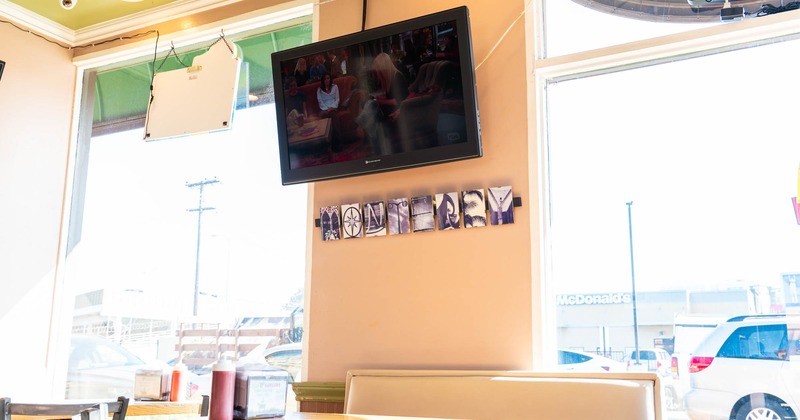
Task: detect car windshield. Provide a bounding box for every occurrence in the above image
[558,350,591,364]
[69,337,144,370]
[631,351,657,360]
[264,349,301,381]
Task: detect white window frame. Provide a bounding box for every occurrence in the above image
[46,2,315,399]
[526,1,800,369]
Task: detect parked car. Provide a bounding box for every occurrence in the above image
[626,348,672,377]
[669,315,726,411]
[240,342,302,381]
[67,335,200,400]
[625,347,681,410]
[67,335,154,399]
[684,314,800,420]
[556,349,625,372]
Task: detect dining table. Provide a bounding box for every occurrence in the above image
[280,413,447,420]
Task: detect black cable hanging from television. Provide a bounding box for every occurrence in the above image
[361,0,367,31]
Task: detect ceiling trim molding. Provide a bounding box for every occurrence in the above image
[0,0,76,46]
[74,0,241,45]
[73,1,313,69]
[0,0,250,47]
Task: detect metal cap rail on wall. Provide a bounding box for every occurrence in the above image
[314,186,521,241]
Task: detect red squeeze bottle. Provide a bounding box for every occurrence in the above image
[169,362,187,402]
[209,359,235,420]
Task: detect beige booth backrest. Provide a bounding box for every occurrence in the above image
[344,370,664,420]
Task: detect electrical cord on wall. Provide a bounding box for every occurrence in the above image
[314,0,534,72]
[362,0,367,31]
[475,0,532,71]
[0,19,156,50]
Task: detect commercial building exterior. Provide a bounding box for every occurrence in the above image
[556,286,785,361]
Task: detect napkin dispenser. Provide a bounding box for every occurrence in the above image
[233,363,289,419]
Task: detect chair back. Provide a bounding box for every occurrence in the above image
[1,396,128,420]
[1,396,208,420]
[125,395,209,418]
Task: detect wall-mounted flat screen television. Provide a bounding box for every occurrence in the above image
[271,6,481,185]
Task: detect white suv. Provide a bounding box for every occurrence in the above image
[684,314,800,420]
[626,348,681,410]
[626,348,672,377]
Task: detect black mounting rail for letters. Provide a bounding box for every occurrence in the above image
[314,196,523,228]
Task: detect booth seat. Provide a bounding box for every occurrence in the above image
[344,369,666,420]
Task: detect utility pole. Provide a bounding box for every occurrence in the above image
[187,177,219,317]
[627,201,641,367]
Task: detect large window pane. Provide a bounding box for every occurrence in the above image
[544,1,715,57]
[547,35,800,417]
[64,24,311,406]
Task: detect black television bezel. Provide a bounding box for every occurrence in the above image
[271,6,482,185]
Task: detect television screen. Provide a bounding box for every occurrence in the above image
[271,6,481,185]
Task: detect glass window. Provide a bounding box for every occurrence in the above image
[541,1,800,415]
[265,349,302,380]
[543,1,714,57]
[559,350,591,364]
[547,39,800,332]
[788,325,800,357]
[69,336,143,370]
[631,350,657,361]
[63,22,312,403]
[717,325,787,360]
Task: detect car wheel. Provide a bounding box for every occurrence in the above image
[664,385,681,411]
[734,397,791,420]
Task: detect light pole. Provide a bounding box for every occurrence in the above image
[627,201,641,366]
[187,177,219,316]
[211,234,231,314]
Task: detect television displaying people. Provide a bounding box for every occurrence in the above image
[399,39,420,81]
[317,73,343,151]
[293,57,309,86]
[436,34,458,60]
[317,73,340,115]
[371,52,410,116]
[355,52,409,156]
[278,22,467,169]
[284,76,307,128]
[325,49,344,78]
[419,30,435,62]
[309,54,327,83]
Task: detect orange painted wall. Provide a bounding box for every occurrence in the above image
[307,0,533,382]
[0,0,535,392]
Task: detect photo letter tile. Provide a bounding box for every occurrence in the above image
[488,186,514,225]
[411,195,435,233]
[320,206,341,241]
[363,201,387,237]
[387,198,411,235]
[435,192,461,231]
[341,203,363,239]
[462,189,487,228]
